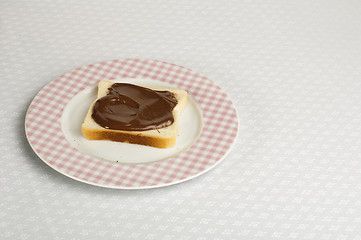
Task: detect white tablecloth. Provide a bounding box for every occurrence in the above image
[2,0,361,239]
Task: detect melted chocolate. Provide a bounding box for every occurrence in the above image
[92,83,178,131]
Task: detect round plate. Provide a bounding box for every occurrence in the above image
[25,59,238,189]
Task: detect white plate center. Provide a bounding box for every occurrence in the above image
[61,78,203,164]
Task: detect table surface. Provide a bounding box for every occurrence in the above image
[2,0,361,239]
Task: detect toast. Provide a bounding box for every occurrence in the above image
[81,80,188,148]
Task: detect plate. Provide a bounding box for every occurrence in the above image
[25,59,238,189]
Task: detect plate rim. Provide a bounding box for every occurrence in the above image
[24,59,239,189]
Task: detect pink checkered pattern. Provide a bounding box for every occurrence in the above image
[25,59,238,189]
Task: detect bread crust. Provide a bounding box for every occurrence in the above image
[81,125,176,148]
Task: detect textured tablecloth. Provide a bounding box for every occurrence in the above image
[1,0,361,239]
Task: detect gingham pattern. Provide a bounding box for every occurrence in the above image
[25,59,238,188]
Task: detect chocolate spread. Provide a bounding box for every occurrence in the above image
[91,83,178,131]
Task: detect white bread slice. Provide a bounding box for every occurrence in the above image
[81,80,188,148]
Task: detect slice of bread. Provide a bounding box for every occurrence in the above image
[81,80,188,148]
